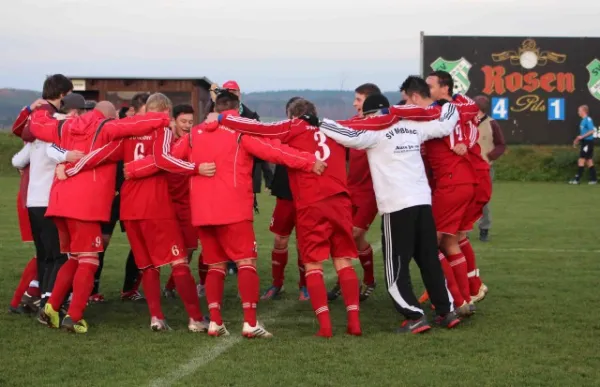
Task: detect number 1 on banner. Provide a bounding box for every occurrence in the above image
[548,98,565,121]
[491,97,508,120]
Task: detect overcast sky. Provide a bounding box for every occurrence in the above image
[0,0,597,92]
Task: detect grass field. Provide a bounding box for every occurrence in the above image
[0,177,599,387]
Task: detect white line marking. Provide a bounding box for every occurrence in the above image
[147,243,381,387]
[476,247,600,254]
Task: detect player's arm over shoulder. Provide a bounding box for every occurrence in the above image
[319,119,380,149]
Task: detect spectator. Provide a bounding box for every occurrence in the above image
[473,95,506,242]
[570,105,597,185]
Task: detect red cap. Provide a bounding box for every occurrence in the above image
[222,80,240,90]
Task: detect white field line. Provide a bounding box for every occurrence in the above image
[147,242,382,387]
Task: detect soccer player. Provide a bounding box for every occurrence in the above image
[318,92,462,333]
[426,70,488,304]
[328,83,379,302]
[472,96,506,243]
[59,94,208,332]
[8,75,75,314]
[570,105,597,185]
[29,100,170,333]
[217,97,362,338]
[261,97,309,301]
[162,104,206,298]
[128,91,325,338]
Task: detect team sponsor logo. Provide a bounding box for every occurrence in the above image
[430,57,472,94]
[586,59,600,101]
[481,39,573,119]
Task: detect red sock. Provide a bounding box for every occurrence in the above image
[358,245,375,285]
[439,252,465,308]
[48,258,78,311]
[447,253,471,303]
[297,255,306,288]
[67,256,98,322]
[141,267,164,319]
[337,266,361,335]
[237,265,259,326]
[165,274,176,291]
[305,269,332,337]
[271,248,288,288]
[460,238,483,296]
[10,257,37,308]
[205,268,226,325]
[197,254,208,285]
[172,265,203,321]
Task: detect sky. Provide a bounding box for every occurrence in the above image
[0,0,597,92]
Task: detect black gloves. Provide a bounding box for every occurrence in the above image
[299,114,320,127]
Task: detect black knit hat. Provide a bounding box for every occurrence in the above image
[363,93,390,115]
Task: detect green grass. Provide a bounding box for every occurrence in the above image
[0,179,599,386]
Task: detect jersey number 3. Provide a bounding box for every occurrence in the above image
[134,142,145,161]
[314,131,331,161]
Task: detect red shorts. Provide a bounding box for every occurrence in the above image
[17,196,33,243]
[461,172,492,232]
[351,194,378,231]
[197,221,257,265]
[432,184,475,235]
[270,198,296,237]
[124,219,186,269]
[296,194,358,264]
[54,217,103,254]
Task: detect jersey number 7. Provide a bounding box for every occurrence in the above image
[314,131,331,161]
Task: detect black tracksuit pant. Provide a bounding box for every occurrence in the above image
[381,205,452,320]
[28,207,67,298]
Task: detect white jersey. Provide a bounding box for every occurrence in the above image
[320,103,459,214]
[12,112,70,208]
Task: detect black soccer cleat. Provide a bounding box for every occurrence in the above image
[396,316,431,334]
[433,311,461,329]
[479,229,489,242]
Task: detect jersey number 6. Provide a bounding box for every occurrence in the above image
[314,131,331,161]
[134,142,145,161]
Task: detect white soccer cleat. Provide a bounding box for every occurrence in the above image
[196,284,205,298]
[188,318,209,333]
[471,283,489,303]
[242,321,273,339]
[150,317,172,332]
[207,321,230,337]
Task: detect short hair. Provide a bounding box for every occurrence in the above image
[173,104,194,119]
[131,92,150,113]
[354,83,381,97]
[118,106,130,119]
[400,75,431,99]
[214,91,240,113]
[145,93,172,113]
[288,98,317,118]
[428,70,454,96]
[473,95,490,114]
[579,105,589,114]
[42,74,73,100]
[285,96,302,117]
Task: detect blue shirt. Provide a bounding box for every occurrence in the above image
[580,116,595,140]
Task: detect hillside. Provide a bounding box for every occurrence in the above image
[0,88,401,127]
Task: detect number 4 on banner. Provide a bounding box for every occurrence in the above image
[491,97,508,120]
[548,98,565,121]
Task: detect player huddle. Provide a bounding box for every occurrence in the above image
[8,71,491,337]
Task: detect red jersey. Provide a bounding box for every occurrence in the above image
[166,135,191,209]
[220,114,349,210]
[29,109,170,221]
[126,112,317,226]
[342,116,375,202]
[63,126,196,221]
